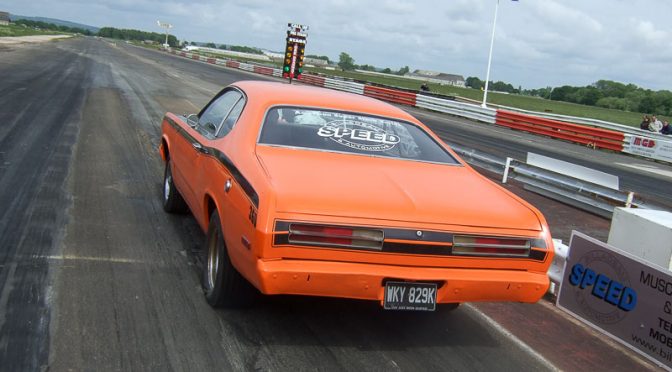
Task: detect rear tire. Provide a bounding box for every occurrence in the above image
[162,160,188,213]
[203,211,257,308]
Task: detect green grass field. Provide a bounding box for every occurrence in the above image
[0,24,67,37]
[306,67,655,128]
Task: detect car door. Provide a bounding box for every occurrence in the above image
[176,90,243,217]
[196,93,258,270]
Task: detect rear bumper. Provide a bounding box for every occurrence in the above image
[254,259,549,304]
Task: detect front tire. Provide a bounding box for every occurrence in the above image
[162,160,188,213]
[203,211,257,308]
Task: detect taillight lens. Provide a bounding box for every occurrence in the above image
[289,224,384,250]
[452,235,531,257]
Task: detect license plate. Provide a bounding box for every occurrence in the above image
[383,281,437,311]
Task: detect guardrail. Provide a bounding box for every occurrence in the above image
[363,85,417,106]
[416,95,497,124]
[323,78,365,95]
[447,142,665,218]
[548,240,569,295]
[496,110,625,152]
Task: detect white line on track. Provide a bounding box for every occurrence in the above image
[39,255,144,264]
[464,304,560,371]
[614,162,672,179]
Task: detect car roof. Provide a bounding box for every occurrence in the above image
[232,80,419,123]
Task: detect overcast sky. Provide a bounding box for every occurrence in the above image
[4,0,672,90]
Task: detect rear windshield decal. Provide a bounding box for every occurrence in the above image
[258,106,459,165]
[317,120,400,152]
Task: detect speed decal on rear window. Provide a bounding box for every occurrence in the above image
[258,106,459,165]
[317,120,401,152]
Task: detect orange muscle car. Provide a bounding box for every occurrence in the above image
[159,80,554,311]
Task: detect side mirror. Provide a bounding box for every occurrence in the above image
[186,114,198,128]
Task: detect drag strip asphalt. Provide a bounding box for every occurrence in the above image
[0,37,658,371]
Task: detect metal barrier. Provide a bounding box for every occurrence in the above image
[298,74,326,87]
[496,110,625,151]
[446,142,661,218]
[253,66,274,76]
[548,240,569,295]
[363,85,417,106]
[238,63,254,72]
[323,78,365,95]
[495,103,659,138]
[416,95,496,124]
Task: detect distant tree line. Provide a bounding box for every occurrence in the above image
[188,42,263,55]
[306,55,331,63]
[13,19,93,35]
[225,45,263,55]
[97,27,178,47]
[337,52,409,75]
[465,77,672,116]
[465,76,520,94]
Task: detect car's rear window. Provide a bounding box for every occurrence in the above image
[258,107,459,164]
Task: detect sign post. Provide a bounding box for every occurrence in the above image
[558,231,672,370]
[282,23,308,84]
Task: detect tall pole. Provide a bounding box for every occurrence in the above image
[481,0,500,108]
[157,20,172,48]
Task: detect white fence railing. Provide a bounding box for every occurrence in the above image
[416,95,496,124]
[323,78,365,95]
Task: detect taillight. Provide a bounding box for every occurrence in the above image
[452,235,531,257]
[289,223,384,250]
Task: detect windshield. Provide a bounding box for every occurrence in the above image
[258,107,459,164]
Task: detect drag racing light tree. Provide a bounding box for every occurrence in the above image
[283,23,308,83]
[482,0,518,108]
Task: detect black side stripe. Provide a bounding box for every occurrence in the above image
[165,116,259,208]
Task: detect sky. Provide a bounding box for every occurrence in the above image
[4,0,672,90]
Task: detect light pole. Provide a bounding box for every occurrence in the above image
[481,0,500,108]
[157,20,172,48]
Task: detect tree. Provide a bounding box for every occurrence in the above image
[338,52,356,71]
[205,42,217,48]
[396,66,410,75]
[580,86,603,106]
[382,68,392,74]
[550,85,576,101]
[465,76,484,90]
[97,26,177,46]
[306,55,331,63]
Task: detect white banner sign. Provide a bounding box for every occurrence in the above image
[623,134,672,163]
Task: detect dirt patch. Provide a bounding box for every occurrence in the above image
[0,35,72,45]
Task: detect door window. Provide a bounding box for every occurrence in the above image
[198,90,242,136]
[217,98,246,137]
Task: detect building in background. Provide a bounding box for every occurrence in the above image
[0,11,10,26]
[406,70,466,88]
